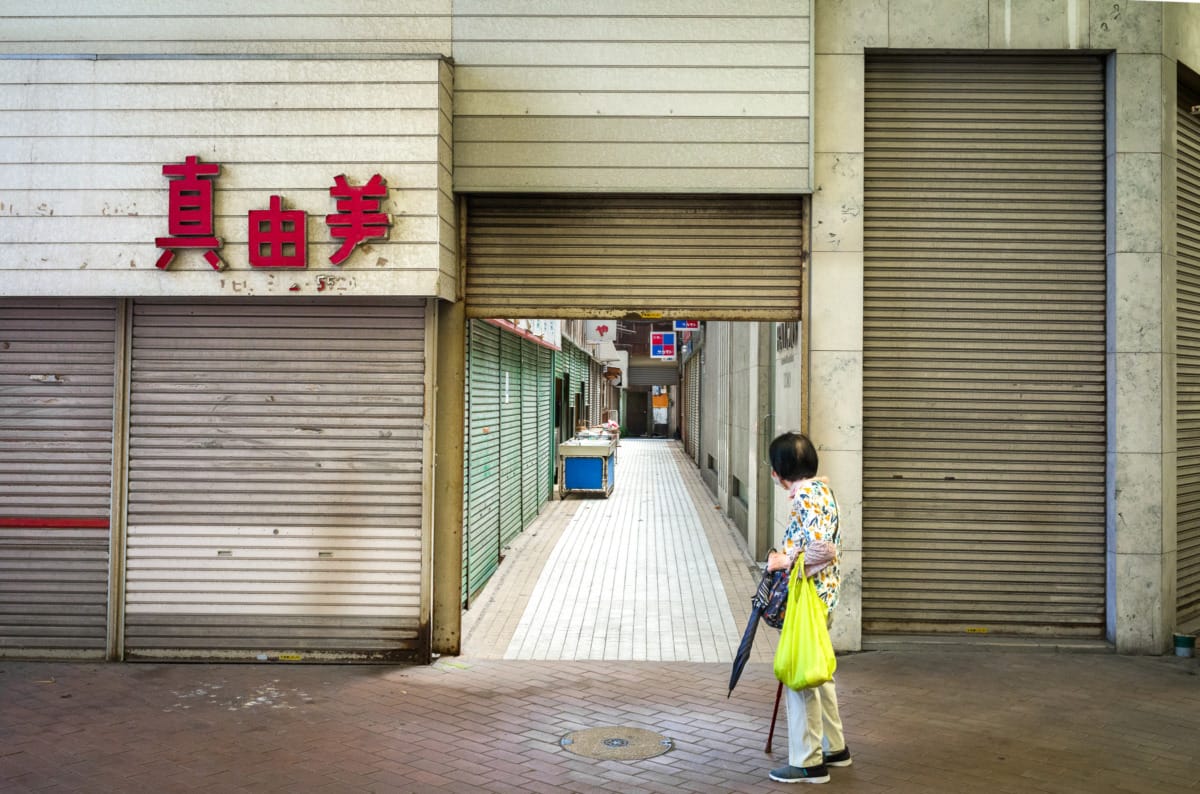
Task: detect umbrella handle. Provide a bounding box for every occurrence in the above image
[765,680,784,754]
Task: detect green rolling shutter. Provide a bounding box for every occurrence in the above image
[465,321,501,602]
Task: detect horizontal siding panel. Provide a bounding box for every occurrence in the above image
[456,66,807,93]
[0,162,440,192]
[0,137,440,165]
[455,15,807,41]
[0,187,444,219]
[456,116,808,144]
[454,41,808,68]
[0,84,441,112]
[1,109,440,138]
[6,18,446,44]
[455,167,809,193]
[1,4,450,56]
[456,142,807,169]
[456,91,807,118]
[2,215,440,247]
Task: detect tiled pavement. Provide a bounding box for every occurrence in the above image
[497,439,749,662]
[3,440,1200,793]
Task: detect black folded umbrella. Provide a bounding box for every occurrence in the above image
[728,600,764,697]
[729,563,786,697]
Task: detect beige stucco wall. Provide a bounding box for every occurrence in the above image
[814,0,1198,653]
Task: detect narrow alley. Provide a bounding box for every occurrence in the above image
[463,438,777,666]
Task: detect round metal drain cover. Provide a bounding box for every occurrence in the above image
[559,727,673,761]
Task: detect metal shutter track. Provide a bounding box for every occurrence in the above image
[125,300,426,661]
[863,55,1107,637]
[685,355,700,462]
[466,195,804,320]
[465,321,501,601]
[1178,81,1200,627]
[521,340,540,527]
[0,300,116,656]
[537,345,553,506]
[499,331,523,546]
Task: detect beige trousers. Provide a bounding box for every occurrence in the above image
[784,676,846,768]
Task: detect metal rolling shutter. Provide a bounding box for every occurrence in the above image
[465,320,501,602]
[498,329,523,547]
[862,55,1107,637]
[628,363,680,387]
[520,338,540,527]
[0,300,116,657]
[570,343,587,398]
[465,195,805,320]
[1177,81,1200,627]
[685,355,701,461]
[124,300,428,661]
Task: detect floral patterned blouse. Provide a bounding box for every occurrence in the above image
[782,478,841,610]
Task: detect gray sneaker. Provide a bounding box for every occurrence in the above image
[769,763,830,784]
[823,747,852,767]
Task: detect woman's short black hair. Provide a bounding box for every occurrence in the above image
[768,432,818,481]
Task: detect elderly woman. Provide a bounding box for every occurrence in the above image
[764,432,851,784]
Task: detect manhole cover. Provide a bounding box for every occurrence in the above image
[559,726,673,761]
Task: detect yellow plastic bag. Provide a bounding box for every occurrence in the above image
[772,563,837,690]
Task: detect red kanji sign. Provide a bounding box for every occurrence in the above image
[155,155,224,270]
[155,159,396,274]
[326,173,391,265]
[248,195,307,268]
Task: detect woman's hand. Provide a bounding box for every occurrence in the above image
[766,550,791,573]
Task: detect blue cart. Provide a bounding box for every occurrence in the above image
[557,437,617,497]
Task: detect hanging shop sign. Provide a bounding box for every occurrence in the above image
[584,320,616,344]
[673,320,699,330]
[154,156,391,271]
[650,331,677,361]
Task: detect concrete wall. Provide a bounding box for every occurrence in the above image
[814,0,1199,653]
[771,321,805,551]
[698,321,774,556]
[699,323,730,504]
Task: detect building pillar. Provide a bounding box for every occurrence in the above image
[432,299,466,656]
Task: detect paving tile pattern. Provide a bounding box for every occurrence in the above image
[503,439,742,662]
[464,440,775,664]
[5,438,1199,792]
[2,652,1198,793]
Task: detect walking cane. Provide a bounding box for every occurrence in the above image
[764,680,784,754]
